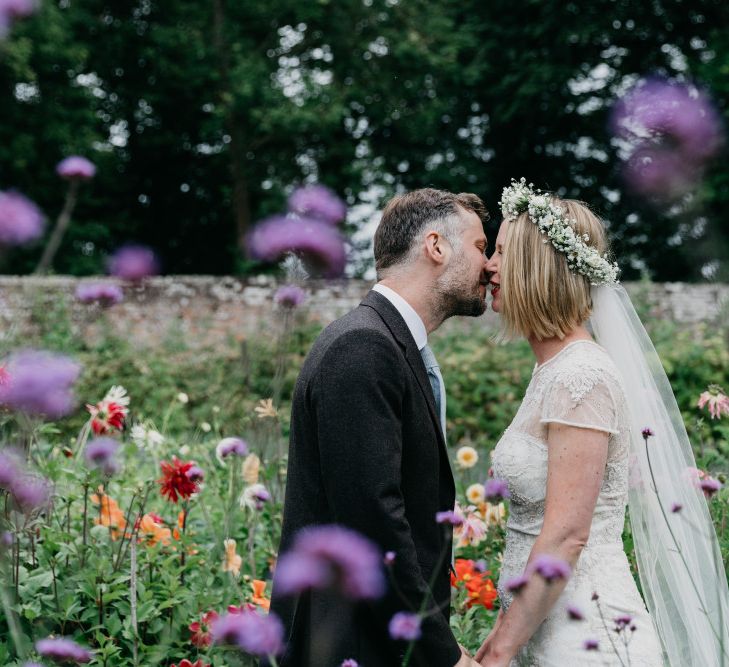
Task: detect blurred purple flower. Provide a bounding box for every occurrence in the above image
[388,612,422,641]
[0,349,81,419]
[274,524,384,600]
[0,448,20,488]
[186,465,204,483]
[641,427,654,439]
[0,0,37,38]
[0,190,44,246]
[610,78,724,199]
[248,216,346,278]
[435,510,463,526]
[75,283,123,307]
[84,437,120,475]
[567,604,584,621]
[383,550,396,566]
[583,638,599,651]
[700,477,722,498]
[56,156,96,182]
[216,437,248,462]
[505,574,529,594]
[241,483,270,510]
[530,554,571,583]
[614,614,633,632]
[671,502,683,513]
[211,610,284,657]
[1,531,12,548]
[484,478,510,502]
[22,663,44,667]
[10,474,51,512]
[36,637,92,663]
[274,284,307,309]
[107,244,160,281]
[341,660,359,667]
[288,185,346,225]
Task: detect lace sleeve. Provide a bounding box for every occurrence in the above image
[540,365,620,435]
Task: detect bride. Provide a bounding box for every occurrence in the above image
[474,180,729,666]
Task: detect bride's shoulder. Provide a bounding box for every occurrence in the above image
[548,340,622,385]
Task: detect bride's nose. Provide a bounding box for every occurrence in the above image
[485,253,499,273]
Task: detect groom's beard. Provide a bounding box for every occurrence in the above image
[433,258,487,320]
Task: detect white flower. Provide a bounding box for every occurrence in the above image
[200,421,212,432]
[240,483,271,511]
[102,385,130,407]
[130,423,164,450]
[466,483,485,504]
[456,446,479,469]
[177,392,189,404]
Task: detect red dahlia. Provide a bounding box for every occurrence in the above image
[158,456,199,503]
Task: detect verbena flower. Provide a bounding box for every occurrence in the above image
[583,638,599,651]
[614,614,633,632]
[641,427,654,439]
[505,574,529,594]
[35,637,92,663]
[567,604,584,621]
[86,385,129,435]
[211,609,284,657]
[158,456,200,503]
[189,610,219,648]
[75,283,123,307]
[698,385,729,420]
[56,156,96,181]
[388,612,422,641]
[0,349,80,419]
[671,502,683,513]
[456,445,478,469]
[84,437,120,476]
[107,244,160,280]
[215,437,248,465]
[700,477,722,499]
[274,284,307,309]
[340,660,360,667]
[240,483,271,510]
[288,185,346,225]
[530,554,572,582]
[435,510,463,526]
[383,551,396,566]
[274,524,384,600]
[0,190,44,245]
[484,478,510,502]
[247,215,347,278]
[0,0,38,39]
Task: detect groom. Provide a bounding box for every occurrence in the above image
[270,188,490,666]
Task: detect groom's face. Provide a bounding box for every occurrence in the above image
[436,208,489,317]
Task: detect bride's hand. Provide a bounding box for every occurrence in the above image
[475,609,514,666]
[474,609,504,661]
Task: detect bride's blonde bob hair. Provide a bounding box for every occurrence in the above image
[500,197,610,341]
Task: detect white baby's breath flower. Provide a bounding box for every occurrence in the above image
[177,392,189,404]
[456,446,479,469]
[200,421,212,433]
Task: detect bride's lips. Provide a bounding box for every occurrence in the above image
[490,281,500,297]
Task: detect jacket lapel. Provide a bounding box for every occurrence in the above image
[361,291,447,453]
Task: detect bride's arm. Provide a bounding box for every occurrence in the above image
[476,422,609,665]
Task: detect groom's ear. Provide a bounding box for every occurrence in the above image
[424,230,449,266]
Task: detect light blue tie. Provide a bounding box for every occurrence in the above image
[420,344,446,439]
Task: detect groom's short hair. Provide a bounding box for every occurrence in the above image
[374,188,488,276]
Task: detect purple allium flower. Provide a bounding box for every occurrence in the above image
[247,216,347,278]
[10,474,51,512]
[211,610,284,657]
[0,0,37,37]
[274,524,385,600]
[530,554,572,583]
[700,477,722,498]
[36,637,92,663]
[388,612,422,641]
[241,483,271,510]
[288,185,347,225]
[75,283,123,307]
[341,660,360,667]
[567,604,584,621]
[383,551,396,565]
[435,510,463,526]
[610,78,725,200]
[216,437,249,461]
[0,190,44,246]
[107,244,160,281]
[186,465,204,483]
[0,349,81,419]
[274,284,307,309]
[56,156,96,181]
[484,478,510,502]
[84,437,119,468]
[671,502,683,513]
[505,574,529,594]
[641,427,654,439]
[583,638,599,651]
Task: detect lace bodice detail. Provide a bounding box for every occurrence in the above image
[491,340,662,666]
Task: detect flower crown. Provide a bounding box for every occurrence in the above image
[499,178,619,286]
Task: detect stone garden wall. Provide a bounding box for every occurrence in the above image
[0,276,726,349]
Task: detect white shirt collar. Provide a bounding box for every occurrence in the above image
[372,283,427,350]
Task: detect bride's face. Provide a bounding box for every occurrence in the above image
[485,219,507,312]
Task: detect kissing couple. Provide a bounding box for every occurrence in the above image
[269,184,729,666]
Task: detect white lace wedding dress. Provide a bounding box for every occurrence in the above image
[491,340,664,666]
